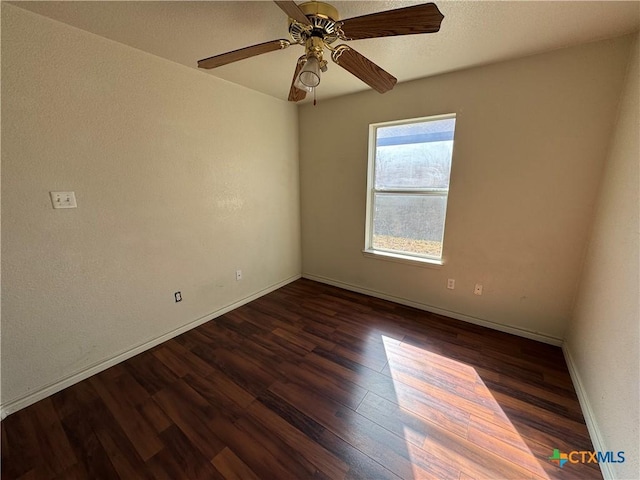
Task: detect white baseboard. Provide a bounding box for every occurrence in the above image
[0,274,301,419]
[562,343,614,480]
[302,273,563,346]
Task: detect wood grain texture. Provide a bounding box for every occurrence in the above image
[273,0,312,26]
[339,3,444,40]
[332,46,397,93]
[1,279,601,479]
[197,40,289,69]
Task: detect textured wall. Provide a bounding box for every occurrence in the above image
[566,34,639,480]
[1,5,300,407]
[299,35,633,341]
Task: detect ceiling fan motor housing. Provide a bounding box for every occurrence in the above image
[288,1,341,45]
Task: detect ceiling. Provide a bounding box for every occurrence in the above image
[10,1,640,103]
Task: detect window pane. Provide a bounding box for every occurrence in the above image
[372,193,447,258]
[377,118,455,143]
[375,118,455,190]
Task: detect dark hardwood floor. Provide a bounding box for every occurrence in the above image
[2,279,601,479]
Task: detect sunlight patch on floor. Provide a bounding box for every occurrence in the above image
[380,335,551,480]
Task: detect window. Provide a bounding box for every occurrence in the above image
[365,114,456,264]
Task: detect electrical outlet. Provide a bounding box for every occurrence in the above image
[236,269,242,281]
[174,291,182,302]
[474,284,483,295]
[447,279,455,290]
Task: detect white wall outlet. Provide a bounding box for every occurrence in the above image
[474,284,483,295]
[50,191,77,209]
[447,279,455,290]
[236,269,242,281]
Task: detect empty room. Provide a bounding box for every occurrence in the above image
[1,1,639,479]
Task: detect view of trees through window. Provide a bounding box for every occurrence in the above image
[369,116,455,259]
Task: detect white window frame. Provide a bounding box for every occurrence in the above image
[363,113,456,267]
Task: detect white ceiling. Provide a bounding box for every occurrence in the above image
[11,1,640,102]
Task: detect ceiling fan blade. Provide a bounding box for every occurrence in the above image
[274,1,312,25]
[331,45,397,94]
[338,3,444,40]
[288,57,307,102]
[198,39,290,69]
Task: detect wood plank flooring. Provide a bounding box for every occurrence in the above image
[1,279,601,479]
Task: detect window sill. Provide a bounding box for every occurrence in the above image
[362,249,444,268]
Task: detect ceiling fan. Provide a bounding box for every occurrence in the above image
[197,1,444,102]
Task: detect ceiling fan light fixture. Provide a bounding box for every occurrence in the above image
[296,56,321,90]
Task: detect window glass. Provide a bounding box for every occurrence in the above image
[366,114,456,262]
[372,194,447,258]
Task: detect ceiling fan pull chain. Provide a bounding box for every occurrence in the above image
[313,88,317,106]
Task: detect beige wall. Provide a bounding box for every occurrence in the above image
[1,5,300,409]
[565,34,639,480]
[2,11,637,471]
[299,35,633,343]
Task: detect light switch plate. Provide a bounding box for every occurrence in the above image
[50,191,77,209]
